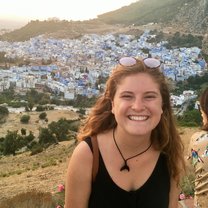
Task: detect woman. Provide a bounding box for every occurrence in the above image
[65,57,185,208]
[188,87,208,208]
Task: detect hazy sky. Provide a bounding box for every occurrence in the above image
[0,0,138,21]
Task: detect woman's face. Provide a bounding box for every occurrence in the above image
[111,73,163,138]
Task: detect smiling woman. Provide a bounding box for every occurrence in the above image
[0,0,138,22]
[65,56,185,208]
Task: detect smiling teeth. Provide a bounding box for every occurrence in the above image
[129,116,148,121]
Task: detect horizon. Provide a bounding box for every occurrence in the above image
[0,0,138,29]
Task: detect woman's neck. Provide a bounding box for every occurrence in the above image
[113,127,152,153]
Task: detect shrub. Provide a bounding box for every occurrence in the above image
[36,105,45,112]
[39,112,47,120]
[20,114,30,124]
[0,106,9,116]
[21,128,27,135]
[3,130,18,155]
[38,127,56,146]
[0,106,9,123]
[30,143,43,155]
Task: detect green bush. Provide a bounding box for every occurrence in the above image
[30,143,43,155]
[177,109,202,127]
[21,128,27,135]
[3,131,18,155]
[0,106,9,116]
[39,112,47,120]
[20,114,30,123]
[36,105,45,112]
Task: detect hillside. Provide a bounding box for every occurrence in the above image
[1,0,208,42]
[98,0,208,34]
[0,19,117,42]
[0,110,79,203]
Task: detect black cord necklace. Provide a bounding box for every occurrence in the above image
[113,128,152,172]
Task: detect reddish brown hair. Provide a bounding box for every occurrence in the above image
[77,59,185,182]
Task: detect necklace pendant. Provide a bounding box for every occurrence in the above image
[120,163,130,172]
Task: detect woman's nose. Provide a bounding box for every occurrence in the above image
[131,99,146,111]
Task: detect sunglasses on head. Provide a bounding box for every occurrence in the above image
[118,57,161,69]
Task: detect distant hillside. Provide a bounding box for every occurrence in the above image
[98,0,188,25]
[0,0,208,42]
[0,19,116,42]
[98,0,208,34]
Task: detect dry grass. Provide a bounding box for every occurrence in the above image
[0,191,54,208]
[0,109,78,203]
[0,109,79,137]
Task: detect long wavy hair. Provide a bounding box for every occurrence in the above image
[77,58,185,182]
[200,87,208,131]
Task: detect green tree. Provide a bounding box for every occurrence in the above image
[177,109,202,127]
[38,127,56,146]
[48,118,70,141]
[0,137,5,154]
[0,106,9,115]
[3,130,18,155]
[25,131,35,143]
[27,100,34,111]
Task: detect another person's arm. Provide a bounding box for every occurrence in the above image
[169,178,180,208]
[65,142,93,208]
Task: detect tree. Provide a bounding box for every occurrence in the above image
[27,100,34,111]
[177,109,202,127]
[38,127,56,145]
[3,130,18,155]
[0,106,9,115]
[25,131,35,143]
[48,118,70,141]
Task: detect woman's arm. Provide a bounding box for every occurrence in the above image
[65,141,93,208]
[169,178,180,208]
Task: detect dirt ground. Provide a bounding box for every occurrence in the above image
[0,110,198,206]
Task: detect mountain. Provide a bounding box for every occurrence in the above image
[0,0,208,42]
[0,19,118,42]
[98,0,208,34]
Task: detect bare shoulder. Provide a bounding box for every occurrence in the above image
[69,140,93,166]
[65,141,93,207]
[66,140,93,186]
[169,178,180,208]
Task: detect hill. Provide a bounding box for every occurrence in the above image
[0,19,117,42]
[0,109,79,203]
[98,0,208,34]
[1,0,208,42]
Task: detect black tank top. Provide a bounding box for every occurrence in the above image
[84,137,170,208]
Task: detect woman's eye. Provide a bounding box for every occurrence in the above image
[145,95,156,99]
[121,95,132,99]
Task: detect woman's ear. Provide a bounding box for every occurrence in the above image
[111,100,114,114]
[161,108,163,115]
